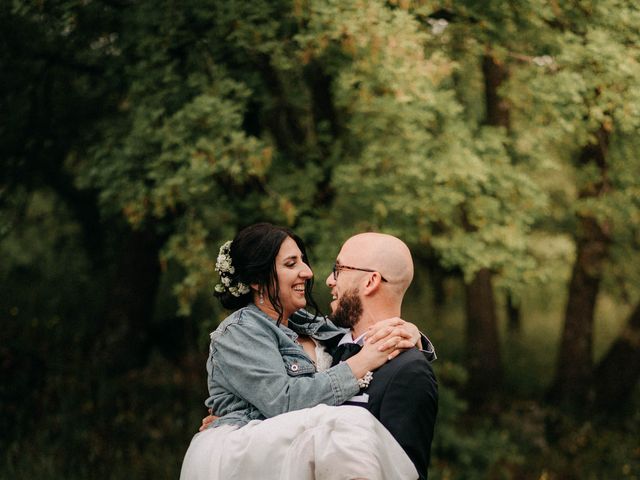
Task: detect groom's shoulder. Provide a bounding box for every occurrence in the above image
[381,348,435,381]
[368,349,436,405]
[395,347,432,365]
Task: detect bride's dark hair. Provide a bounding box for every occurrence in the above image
[214,223,320,324]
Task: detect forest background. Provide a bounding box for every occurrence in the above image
[2,1,639,479]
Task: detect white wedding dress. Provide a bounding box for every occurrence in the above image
[180,341,418,480]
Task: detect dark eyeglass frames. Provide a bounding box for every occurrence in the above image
[332,263,388,282]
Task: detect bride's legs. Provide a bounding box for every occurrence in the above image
[217,405,417,480]
[280,405,417,480]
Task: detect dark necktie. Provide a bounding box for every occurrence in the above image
[331,343,362,367]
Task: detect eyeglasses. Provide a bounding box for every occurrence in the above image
[332,263,388,282]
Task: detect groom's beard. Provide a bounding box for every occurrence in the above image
[329,288,363,330]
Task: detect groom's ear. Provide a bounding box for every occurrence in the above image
[362,273,384,296]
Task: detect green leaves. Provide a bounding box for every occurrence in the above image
[6,0,639,312]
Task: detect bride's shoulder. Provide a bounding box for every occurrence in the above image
[210,305,275,341]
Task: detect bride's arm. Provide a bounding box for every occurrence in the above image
[211,319,392,419]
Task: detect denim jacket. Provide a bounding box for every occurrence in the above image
[205,304,359,427]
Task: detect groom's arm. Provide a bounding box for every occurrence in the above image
[378,355,438,480]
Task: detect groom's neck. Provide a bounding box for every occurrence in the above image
[351,304,401,339]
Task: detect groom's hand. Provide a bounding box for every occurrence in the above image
[365,317,422,360]
[199,409,220,431]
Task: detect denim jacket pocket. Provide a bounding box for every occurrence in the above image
[280,347,316,376]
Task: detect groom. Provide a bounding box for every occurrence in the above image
[325,232,438,480]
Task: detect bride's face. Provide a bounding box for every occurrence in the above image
[273,237,313,319]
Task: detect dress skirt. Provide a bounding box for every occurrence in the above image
[180,404,418,480]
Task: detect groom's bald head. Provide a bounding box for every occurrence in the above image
[339,232,414,298]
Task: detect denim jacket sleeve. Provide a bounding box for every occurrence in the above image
[211,316,360,418]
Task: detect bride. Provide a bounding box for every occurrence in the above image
[180,223,420,479]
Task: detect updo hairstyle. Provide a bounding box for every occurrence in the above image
[214,223,319,324]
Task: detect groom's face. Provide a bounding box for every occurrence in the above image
[326,240,367,329]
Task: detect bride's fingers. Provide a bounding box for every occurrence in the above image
[394,327,414,339]
[370,317,404,327]
[387,347,407,360]
[366,326,393,344]
[394,339,415,349]
[387,349,401,360]
[367,319,405,338]
[393,325,421,346]
[369,326,413,346]
[383,316,405,326]
[386,340,415,360]
[367,323,412,343]
[376,335,404,352]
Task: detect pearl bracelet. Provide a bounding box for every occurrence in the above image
[358,371,373,389]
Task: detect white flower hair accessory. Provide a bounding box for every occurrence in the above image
[214,240,250,297]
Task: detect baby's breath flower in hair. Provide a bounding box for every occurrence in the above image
[214,240,250,297]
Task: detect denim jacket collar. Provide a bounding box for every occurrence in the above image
[243,304,347,342]
[245,303,300,343]
[288,309,348,339]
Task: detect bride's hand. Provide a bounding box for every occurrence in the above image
[365,317,422,360]
[346,339,395,379]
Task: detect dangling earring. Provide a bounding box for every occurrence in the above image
[259,291,264,305]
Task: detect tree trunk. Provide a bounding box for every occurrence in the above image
[482,54,510,129]
[506,292,521,333]
[549,221,603,402]
[461,53,509,403]
[96,226,164,373]
[593,300,640,410]
[465,268,503,401]
[429,263,449,308]
[549,127,611,405]
[305,60,341,208]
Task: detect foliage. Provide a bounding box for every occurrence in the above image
[297,0,549,286]
[501,0,640,301]
[2,0,640,478]
[430,362,523,480]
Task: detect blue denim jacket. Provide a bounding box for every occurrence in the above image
[205,304,359,427]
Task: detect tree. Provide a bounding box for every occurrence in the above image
[530,2,640,406]
[594,300,640,410]
[491,0,640,405]
[298,1,551,403]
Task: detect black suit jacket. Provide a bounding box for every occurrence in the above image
[348,348,438,480]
